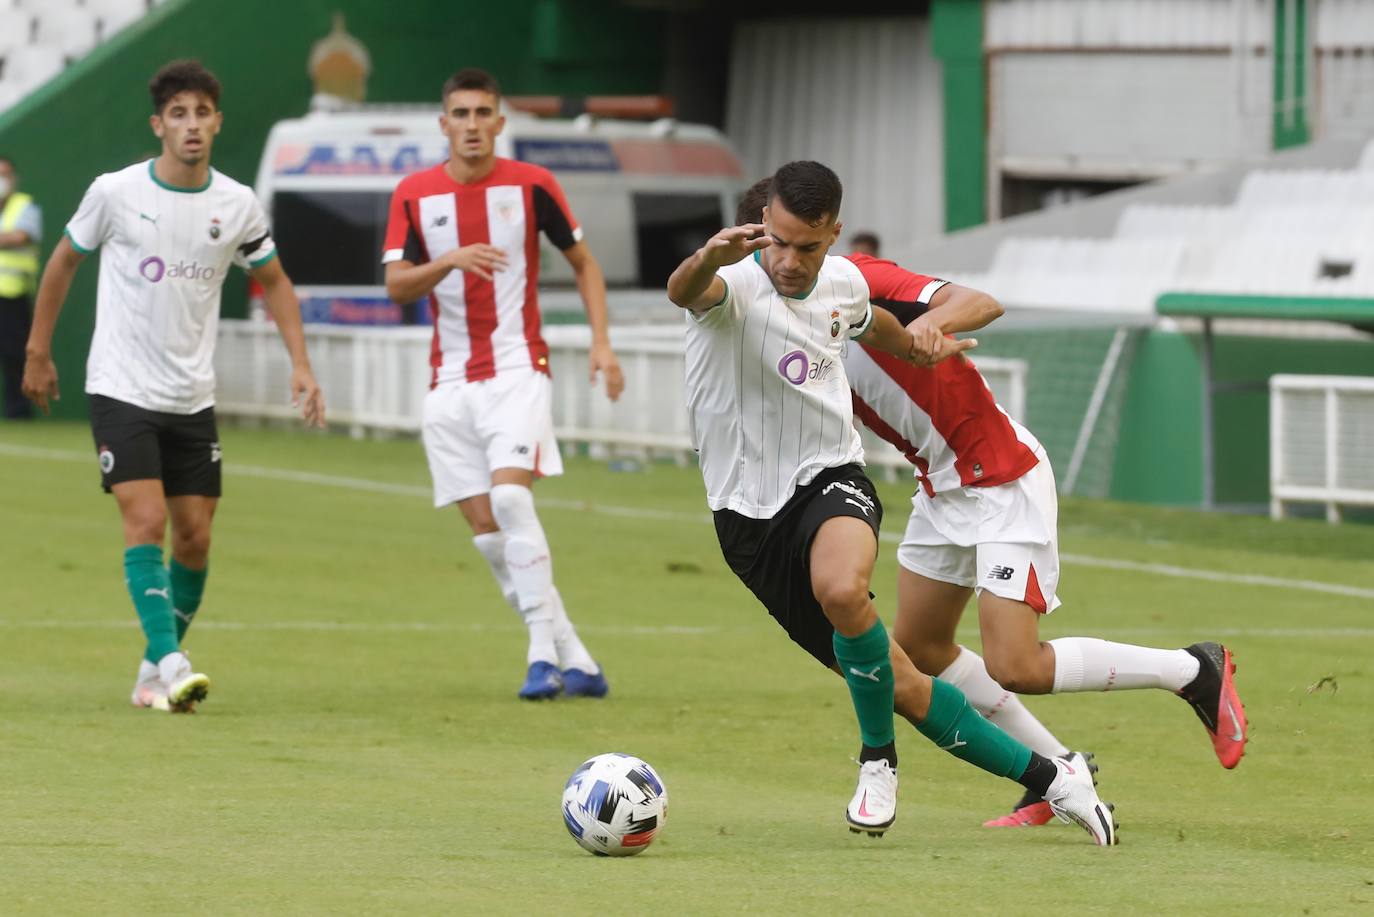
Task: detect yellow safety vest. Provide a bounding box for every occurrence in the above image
[0,192,40,298]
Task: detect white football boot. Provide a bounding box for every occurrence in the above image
[158,651,210,713]
[130,659,170,712]
[846,759,898,837]
[1044,751,1119,846]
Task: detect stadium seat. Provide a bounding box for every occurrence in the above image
[86,0,147,40]
[3,45,65,93]
[31,6,99,60]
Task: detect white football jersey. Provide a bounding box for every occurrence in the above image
[66,160,277,413]
[684,253,874,518]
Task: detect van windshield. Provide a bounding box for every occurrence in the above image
[272,191,391,286]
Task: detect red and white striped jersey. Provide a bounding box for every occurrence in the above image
[382,160,583,387]
[843,253,1041,496]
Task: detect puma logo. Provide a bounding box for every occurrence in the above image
[848,666,881,683]
[144,587,170,599]
[939,731,967,751]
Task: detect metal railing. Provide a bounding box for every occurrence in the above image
[1270,374,1374,522]
[215,320,1028,473]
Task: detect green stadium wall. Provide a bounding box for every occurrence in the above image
[0,0,664,420]
[1111,330,1374,508]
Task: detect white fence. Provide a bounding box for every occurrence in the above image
[1270,374,1374,522]
[215,320,1028,474]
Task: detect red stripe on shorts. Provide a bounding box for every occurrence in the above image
[1024,563,1048,614]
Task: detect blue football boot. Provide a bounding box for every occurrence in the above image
[561,667,609,698]
[518,661,563,700]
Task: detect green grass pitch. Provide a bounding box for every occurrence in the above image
[1,422,1372,914]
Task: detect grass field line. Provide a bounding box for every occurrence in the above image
[5,440,1374,603]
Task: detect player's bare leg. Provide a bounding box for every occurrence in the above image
[977,592,1247,768]
[114,481,207,712]
[893,568,1075,825]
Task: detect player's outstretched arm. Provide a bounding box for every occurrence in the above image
[562,241,624,402]
[22,234,84,414]
[918,283,1003,336]
[666,224,771,313]
[251,257,326,428]
[859,302,977,367]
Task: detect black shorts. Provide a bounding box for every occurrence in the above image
[89,395,222,497]
[713,464,883,669]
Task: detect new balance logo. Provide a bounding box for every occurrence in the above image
[939,731,967,751]
[512,445,530,455]
[848,666,881,683]
[144,587,170,599]
[987,565,1015,581]
[431,215,449,227]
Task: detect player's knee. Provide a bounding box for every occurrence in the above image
[172,525,211,562]
[813,570,870,622]
[983,651,1050,695]
[123,507,167,544]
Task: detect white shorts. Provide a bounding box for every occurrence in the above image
[421,369,564,507]
[896,451,1062,614]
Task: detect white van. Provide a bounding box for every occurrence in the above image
[251,104,746,324]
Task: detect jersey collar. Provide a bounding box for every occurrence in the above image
[148,159,212,194]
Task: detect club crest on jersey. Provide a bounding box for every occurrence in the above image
[829,310,842,337]
[496,203,520,224]
[777,349,835,386]
[209,218,221,240]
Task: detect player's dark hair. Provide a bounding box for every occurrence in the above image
[850,231,881,254]
[735,177,770,226]
[442,68,502,104]
[149,60,221,114]
[769,161,842,226]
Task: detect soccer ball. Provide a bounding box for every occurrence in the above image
[561,753,668,856]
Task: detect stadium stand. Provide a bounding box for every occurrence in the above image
[0,0,155,114]
[948,140,1374,311]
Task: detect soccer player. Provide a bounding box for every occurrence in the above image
[22,60,325,712]
[382,68,623,701]
[669,161,1116,844]
[738,176,1248,826]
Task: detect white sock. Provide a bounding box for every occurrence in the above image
[472,532,520,615]
[938,646,1069,758]
[136,659,159,686]
[1049,637,1200,693]
[549,587,599,674]
[489,484,558,666]
[156,651,191,686]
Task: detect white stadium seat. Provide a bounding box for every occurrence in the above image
[86,0,147,39]
[4,44,65,92]
[32,6,99,59]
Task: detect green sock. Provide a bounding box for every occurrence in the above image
[833,620,896,749]
[917,677,1032,780]
[124,545,178,665]
[169,559,208,642]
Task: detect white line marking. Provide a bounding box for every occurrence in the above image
[4,440,1371,602]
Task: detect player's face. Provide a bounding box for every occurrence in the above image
[760,199,841,298]
[150,91,221,166]
[441,89,505,163]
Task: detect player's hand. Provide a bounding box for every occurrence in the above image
[447,244,508,281]
[21,352,59,414]
[905,315,946,365]
[590,341,624,402]
[290,365,326,428]
[909,334,978,367]
[699,224,771,268]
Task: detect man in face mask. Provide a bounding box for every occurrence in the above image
[0,156,42,419]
